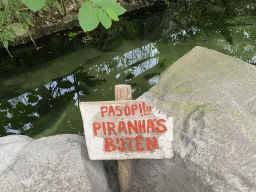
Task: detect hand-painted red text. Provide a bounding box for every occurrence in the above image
[93,119,167,136]
[100,104,138,117]
[104,136,158,152]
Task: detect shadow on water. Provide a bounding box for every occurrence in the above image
[0,0,256,139]
[0,65,107,137]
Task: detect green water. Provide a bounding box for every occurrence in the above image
[0,0,255,139]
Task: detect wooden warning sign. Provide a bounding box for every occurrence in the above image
[79,99,173,160]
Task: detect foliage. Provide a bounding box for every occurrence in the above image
[0,0,126,56]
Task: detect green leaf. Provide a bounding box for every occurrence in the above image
[53,1,58,7]
[3,40,8,48]
[78,1,99,32]
[43,3,48,11]
[14,10,20,19]
[2,32,14,41]
[93,3,102,9]
[98,9,111,29]
[56,2,63,12]
[0,17,4,25]
[6,17,12,23]
[0,11,7,17]
[106,9,119,21]
[23,0,45,12]
[8,28,16,36]
[21,13,34,26]
[92,0,126,16]
[106,0,116,3]
[23,21,29,29]
[68,32,77,37]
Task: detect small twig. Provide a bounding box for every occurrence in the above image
[74,0,79,6]
[5,48,13,57]
[18,8,30,11]
[27,29,40,50]
[217,11,224,23]
[60,0,67,16]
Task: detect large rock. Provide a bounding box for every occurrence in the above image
[130,46,256,191]
[0,134,112,192]
[1,46,255,192]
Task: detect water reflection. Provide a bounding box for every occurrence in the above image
[1,41,163,136]
[1,0,256,138]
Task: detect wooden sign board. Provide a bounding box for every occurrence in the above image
[79,99,173,160]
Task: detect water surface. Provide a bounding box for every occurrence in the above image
[0,0,255,139]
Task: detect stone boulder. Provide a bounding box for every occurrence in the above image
[130,46,256,191]
[0,134,113,192]
[0,46,255,192]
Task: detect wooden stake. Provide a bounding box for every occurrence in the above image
[115,84,132,192]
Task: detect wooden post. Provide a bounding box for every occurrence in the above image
[79,84,173,191]
[115,84,132,192]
